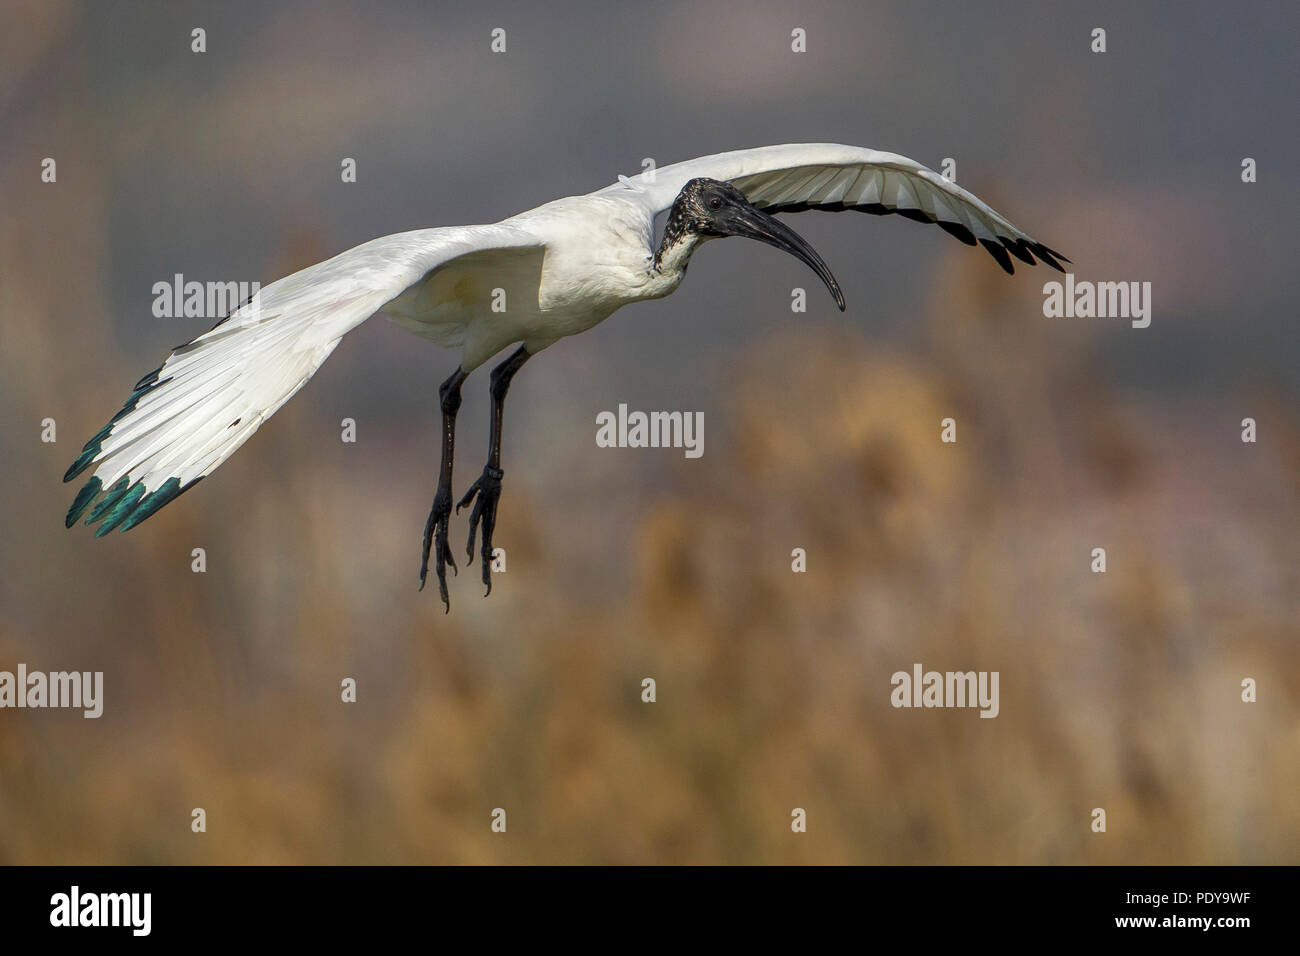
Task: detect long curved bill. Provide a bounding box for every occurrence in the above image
[719,205,846,311]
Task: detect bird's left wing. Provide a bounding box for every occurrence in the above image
[597,143,1066,273]
[64,224,537,535]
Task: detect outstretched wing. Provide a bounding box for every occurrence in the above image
[64,224,537,535]
[598,143,1067,273]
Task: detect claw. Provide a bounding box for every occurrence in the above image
[458,465,504,598]
[419,486,457,612]
[455,487,476,514]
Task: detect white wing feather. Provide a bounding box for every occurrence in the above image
[65,224,536,534]
[595,143,1067,272]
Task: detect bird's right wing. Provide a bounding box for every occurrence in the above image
[598,143,1067,273]
[64,224,538,535]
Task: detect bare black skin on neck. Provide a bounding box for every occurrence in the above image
[653,178,735,271]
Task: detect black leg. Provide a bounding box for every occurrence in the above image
[420,366,466,611]
[457,345,530,596]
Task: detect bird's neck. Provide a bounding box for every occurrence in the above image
[651,197,705,278]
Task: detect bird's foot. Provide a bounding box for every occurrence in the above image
[456,464,504,596]
[419,483,457,612]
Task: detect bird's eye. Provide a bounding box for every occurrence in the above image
[707,196,723,210]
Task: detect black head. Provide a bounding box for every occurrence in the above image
[664,177,845,311]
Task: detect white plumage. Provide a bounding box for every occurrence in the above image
[65,143,1065,539]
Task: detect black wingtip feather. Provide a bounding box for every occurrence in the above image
[1032,245,1066,272]
[65,476,102,527]
[979,239,1015,274]
[1004,238,1036,265]
[119,477,184,532]
[937,221,978,246]
[133,364,164,392]
[853,203,893,216]
[894,208,934,225]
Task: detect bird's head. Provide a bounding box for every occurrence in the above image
[663,177,845,311]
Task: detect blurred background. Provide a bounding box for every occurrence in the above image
[1,0,1297,864]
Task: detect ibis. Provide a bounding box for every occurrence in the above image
[63,143,1067,611]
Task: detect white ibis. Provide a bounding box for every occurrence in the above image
[64,143,1067,610]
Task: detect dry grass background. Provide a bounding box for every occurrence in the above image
[0,0,1296,864]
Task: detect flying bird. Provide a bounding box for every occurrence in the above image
[63,143,1067,610]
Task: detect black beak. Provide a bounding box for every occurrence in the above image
[715,204,846,311]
